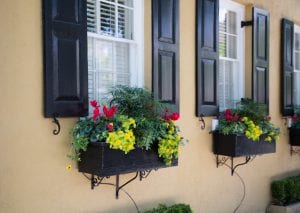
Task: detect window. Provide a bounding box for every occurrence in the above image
[294,25,300,106]
[219,0,245,111]
[87,0,144,102]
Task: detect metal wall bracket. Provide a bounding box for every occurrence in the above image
[199,114,206,130]
[216,155,254,176]
[52,117,61,135]
[86,170,153,199]
[241,20,253,28]
[290,146,300,156]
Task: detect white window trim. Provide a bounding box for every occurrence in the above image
[219,0,245,110]
[294,24,300,73]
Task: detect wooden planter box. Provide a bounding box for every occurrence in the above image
[213,132,276,157]
[78,142,178,176]
[289,128,300,146]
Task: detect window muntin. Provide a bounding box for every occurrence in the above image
[219,0,245,111]
[294,25,300,106]
[87,0,143,103]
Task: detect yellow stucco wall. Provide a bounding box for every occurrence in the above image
[1,0,300,212]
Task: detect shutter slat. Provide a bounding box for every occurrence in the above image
[252,7,270,112]
[43,0,88,117]
[196,0,219,116]
[152,0,180,111]
[281,18,294,116]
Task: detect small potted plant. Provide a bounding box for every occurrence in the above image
[289,108,300,146]
[69,86,185,176]
[269,175,300,212]
[212,99,280,157]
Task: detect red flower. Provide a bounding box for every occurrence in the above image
[292,116,300,121]
[93,107,100,121]
[90,100,99,108]
[225,114,233,121]
[170,112,180,121]
[225,109,231,115]
[107,123,114,131]
[103,106,117,118]
[233,114,239,121]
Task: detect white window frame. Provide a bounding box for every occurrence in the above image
[294,24,300,105]
[219,0,245,110]
[87,0,144,92]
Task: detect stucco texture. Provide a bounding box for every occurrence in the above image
[0,0,300,212]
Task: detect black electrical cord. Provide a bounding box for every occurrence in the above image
[223,163,246,213]
[82,173,140,213]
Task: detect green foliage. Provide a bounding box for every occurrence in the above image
[218,118,245,135]
[216,99,280,142]
[271,176,300,205]
[235,98,266,123]
[70,114,136,161]
[144,204,193,213]
[69,86,184,165]
[291,107,300,129]
[110,86,173,149]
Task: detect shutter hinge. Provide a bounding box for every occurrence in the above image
[241,20,253,28]
[52,116,61,135]
[199,114,206,130]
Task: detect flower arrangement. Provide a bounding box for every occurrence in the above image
[291,108,300,129]
[70,86,185,166]
[215,99,280,142]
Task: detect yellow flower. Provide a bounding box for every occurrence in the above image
[66,165,72,171]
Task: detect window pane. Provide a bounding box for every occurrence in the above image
[219,10,237,34]
[295,52,300,70]
[117,7,133,39]
[295,33,300,51]
[87,0,97,33]
[219,59,241,111]
[294,72,300,106]
[219,33,237,58]
[100,1,115,36]
[219,32,226,57]
[118,0,133,7]
[227,35,237,58]
[88,38,131,102]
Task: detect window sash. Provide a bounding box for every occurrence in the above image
[218,0,245,111]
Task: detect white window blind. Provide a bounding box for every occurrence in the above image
[219,0,244,111]
[87,0,143,104]
[294,26,300,106]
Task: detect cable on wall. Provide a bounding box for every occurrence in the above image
[82,173,140,213]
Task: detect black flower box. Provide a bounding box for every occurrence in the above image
[213,132,276,157]
[289,128,300,146]
[78,142,178,176]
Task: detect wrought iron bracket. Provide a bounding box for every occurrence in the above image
[52,117,61,135]
[216,155,254,176]
[86,170,154,199]
[241,20,253,28]
[290,146,300,156]
[199,114,205,130]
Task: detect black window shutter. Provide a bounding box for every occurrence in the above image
[196,0,219,116]
[43,0,88,118]
[152,0,179,111]
[252,7,270,112]
[281,18,294,116]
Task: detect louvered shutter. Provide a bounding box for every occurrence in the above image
[152,0,180,111]
[43,0,88,117]
[196,0,219,116]
[252,7,269,112]
[281,18,294,116]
